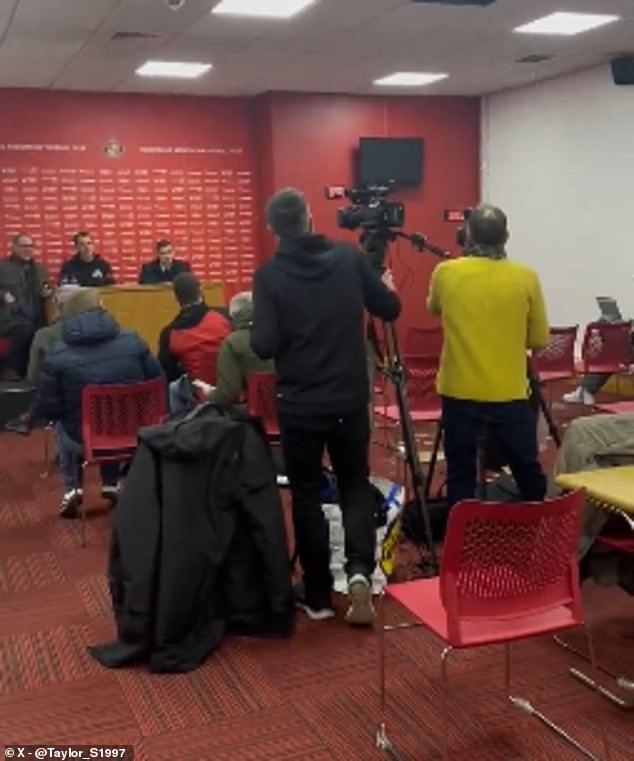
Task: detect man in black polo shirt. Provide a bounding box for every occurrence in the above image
[251,187,401,626]
[138,239,191,284]
[59,232,115,287]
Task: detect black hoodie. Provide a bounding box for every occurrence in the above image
[251,234,401,416]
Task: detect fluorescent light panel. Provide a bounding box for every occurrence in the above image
[136,61,212,79]
[212,0,317,19]
[514,12,619,36]
[374,72,448,87]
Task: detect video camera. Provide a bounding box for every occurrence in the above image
[455,207,473,248]
[325,184,405,232]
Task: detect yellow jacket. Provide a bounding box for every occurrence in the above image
[427,256,549,402]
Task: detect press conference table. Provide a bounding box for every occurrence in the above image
[555,465,634,708]
[52,282,224,353]
[556,465,634,525]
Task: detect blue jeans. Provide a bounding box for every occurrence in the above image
[169,375,196,416]
[54,423,120,492]
[442,397,547,508]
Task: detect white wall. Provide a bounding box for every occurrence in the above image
[482,65,634,327]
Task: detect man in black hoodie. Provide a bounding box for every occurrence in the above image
[58,231,115,287]
[251,187,401,626]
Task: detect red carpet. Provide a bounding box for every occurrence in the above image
[1,428,633,760]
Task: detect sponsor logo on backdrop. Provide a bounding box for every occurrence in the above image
[103,139,125,158]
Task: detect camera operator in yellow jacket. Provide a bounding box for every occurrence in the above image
[380,205,550,580]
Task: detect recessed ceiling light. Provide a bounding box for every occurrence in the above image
[212,0,317,19]
[374,72,449,87]
[514,12,619,36]
[136,61,212,79]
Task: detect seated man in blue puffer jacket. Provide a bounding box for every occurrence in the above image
[33,288,162,518]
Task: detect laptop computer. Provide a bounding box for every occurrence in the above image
[596,296,623,322]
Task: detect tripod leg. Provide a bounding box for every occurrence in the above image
[425,423,443,501]
[383,322,438,572]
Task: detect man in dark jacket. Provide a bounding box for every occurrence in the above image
[138,239,191,285]
[33,289,162,517]
[0,232,51,377]
[158,273,230,413]
[58,231,115,287]
[251,187,401,626]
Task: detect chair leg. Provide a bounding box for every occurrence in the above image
[440,646,453,760]
[554,632,634,709]
[41,426,50,480]
[78,462,87,549]
[506,641,607,760]
[375,593,403,759]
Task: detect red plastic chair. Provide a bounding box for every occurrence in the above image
[78,378,166,546]
[532,326,578,383]
[0,337,10,372]
[579,321,631,376]
[404,325,443,357]
[376,492,610,760]
[247,372,279,440]
[594,400,634,415]
[374,354,443,496]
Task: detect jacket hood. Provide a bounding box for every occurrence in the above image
[171,302,214,330]
[62,307,120,346]
[275,234,340,280]
[140,405,244,459]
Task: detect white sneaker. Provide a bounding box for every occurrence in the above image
[563,388,595,406]
[345,574,376,627]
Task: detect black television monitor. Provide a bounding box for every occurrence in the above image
[357,137,423,188]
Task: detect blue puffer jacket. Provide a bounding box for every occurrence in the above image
[35,308,162,441]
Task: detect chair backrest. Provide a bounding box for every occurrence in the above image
[581,321,631,372]
[404,326,443,358]
[439,492,584,645]
[81,378,167,462]
[247,372,279,438]
[404,354,441,414]
[532,326,578,376]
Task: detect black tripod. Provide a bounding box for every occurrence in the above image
[364,229,450,575]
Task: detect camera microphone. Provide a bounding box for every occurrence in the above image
[410,233,450,260]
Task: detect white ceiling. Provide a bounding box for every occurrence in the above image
[0,0,632,97]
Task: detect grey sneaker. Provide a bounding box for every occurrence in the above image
[59,489,83,519]
[345,574,375,626]
[101,485,120,504]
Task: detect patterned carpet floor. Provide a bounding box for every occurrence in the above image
[1,426,633,761]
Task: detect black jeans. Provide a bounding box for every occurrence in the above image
[442,397,547,508]
[279,408,375,606]
[5,322,34,377]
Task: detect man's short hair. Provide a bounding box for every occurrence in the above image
[173,272,201,307]
[64,288,101,318]
[12,232,32,246]
[156,238,171,253]
[229,291,253,320]
[266,188,309,240]
[73,231,91,246]
[467,205,508,247]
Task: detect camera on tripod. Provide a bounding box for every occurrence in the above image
[455,207,473,248]
[325,184,405,231]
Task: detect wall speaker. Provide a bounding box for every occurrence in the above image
[610,56,634,85]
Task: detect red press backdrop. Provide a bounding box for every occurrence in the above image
[0,88,480,325]
[0,90,258,292]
